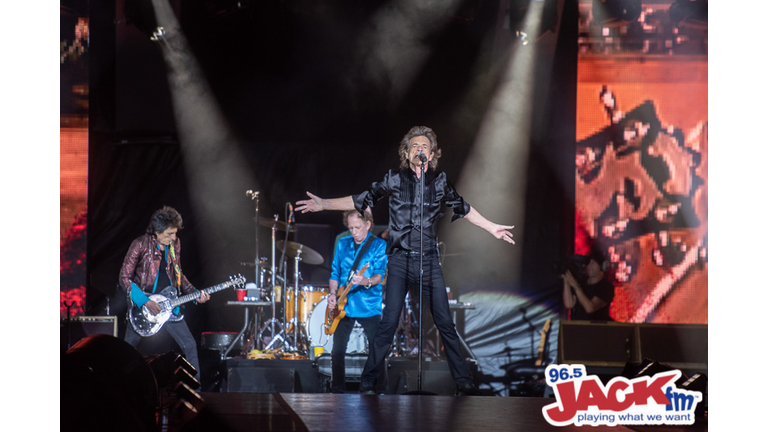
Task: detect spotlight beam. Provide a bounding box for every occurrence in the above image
[441,0,547,289]
[353,0,465,107]
[148,0,256,268]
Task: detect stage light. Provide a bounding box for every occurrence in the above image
[146,351,201,389]
[174,353,197,377]
[680,373,707,417]
[623,358,707,418]
[508,0,559,41]
[174,381,206,411]
[516,31,529,46]
[149,26,165,41]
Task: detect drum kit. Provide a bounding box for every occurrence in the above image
[242,190,367,360]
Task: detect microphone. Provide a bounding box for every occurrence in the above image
[417,152,427,163]
[288,203,295,224]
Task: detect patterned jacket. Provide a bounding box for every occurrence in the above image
[119,234,195,307]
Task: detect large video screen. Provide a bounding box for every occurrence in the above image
[61,6,89,317]
[575,1,707,324]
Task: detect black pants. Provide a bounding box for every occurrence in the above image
[124,319,201,378]
[360,252,472,387]
[331,314,380,393]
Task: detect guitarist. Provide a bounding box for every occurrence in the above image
[119,206,210,377]
[327,210,387,394]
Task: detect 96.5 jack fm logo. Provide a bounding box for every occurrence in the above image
[541,364,703,427]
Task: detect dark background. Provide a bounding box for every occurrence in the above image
[83,0,576,365]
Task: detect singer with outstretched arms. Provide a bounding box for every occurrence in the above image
[296,125,515,396]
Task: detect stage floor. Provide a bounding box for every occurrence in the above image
[179,392,708,432]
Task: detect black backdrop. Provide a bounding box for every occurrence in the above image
[84,0,577,390]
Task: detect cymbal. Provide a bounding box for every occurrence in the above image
[256,217,296,232]
[276,240,324,265]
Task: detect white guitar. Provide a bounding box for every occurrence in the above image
[129,274,245,337]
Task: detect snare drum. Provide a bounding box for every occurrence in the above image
[307,297,368,354]
[285,285,326,327]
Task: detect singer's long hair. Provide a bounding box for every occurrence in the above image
[398,125,442,170]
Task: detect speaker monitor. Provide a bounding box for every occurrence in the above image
[222,359,321,393]
[385,359,469,395]
[637,323,707,370]
[558,321,708,373]
[558,320,638,367]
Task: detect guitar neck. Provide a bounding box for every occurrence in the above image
[170,280,233,308]
[535,319,551,366]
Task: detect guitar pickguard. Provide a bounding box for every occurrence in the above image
[129,286,181,337]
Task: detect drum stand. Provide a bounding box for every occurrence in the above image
[391,293,417,357]
[260,216,285,349]
[284,252,309,355]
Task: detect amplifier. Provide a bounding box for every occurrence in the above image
[61,316,118,351]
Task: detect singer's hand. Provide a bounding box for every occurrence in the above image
[491,224,515,244]
[296,192,324,213]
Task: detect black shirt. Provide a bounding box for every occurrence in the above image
[570,277,615,321]
[352,168,471,254]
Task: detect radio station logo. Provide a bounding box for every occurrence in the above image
[542,364,702,427]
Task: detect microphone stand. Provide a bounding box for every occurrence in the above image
[404,155,436,395]
[263,215,286,351]
[246,190,260,290]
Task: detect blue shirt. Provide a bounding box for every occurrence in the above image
[330,233,388,318]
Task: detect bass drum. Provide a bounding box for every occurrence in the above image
[307,297,368,354]
[285,285,327,329]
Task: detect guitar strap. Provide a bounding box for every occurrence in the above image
[167,242,182,288]
[348,235,375,282]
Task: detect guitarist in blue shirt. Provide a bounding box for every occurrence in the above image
[119,206,210,377]
[327,210,388,393]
